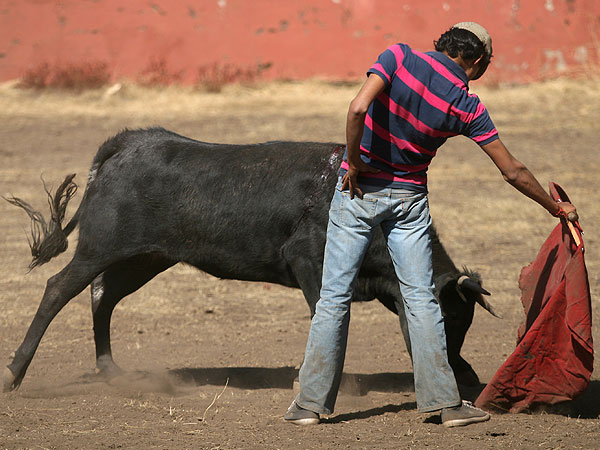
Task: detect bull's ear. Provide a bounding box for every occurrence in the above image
[457,276,502,318]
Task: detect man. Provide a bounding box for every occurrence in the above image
[284,22,577,427]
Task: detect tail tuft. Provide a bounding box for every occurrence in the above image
[4,174,78,269]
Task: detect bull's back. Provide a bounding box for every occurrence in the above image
[78,128,342,283]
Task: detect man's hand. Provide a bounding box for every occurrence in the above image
[341,160,379,199]
[555,201,578,222]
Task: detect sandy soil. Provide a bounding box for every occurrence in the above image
[0,78,599,449]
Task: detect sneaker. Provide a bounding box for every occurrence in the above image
[441,401,490,428]
[284,401,320,425]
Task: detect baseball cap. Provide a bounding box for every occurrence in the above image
[452,22,493,57]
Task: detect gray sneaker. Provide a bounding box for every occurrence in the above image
[441,401,490,428]
[284,401,320,425]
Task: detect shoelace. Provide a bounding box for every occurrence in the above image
[461,400,487,413]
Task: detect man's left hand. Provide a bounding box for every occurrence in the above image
[556,201,578,222]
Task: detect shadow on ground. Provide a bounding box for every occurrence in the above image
[324,402,418,423]
[139,368,600,419]
[523,380,600,419]
[21,367,600,419]
[169,366,416,396]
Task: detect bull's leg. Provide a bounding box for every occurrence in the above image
[294,265,321,318]
[282,229,324,380]
[4,259,103,392]
[91,254,174,377]
[394,299,413,358]
[282,243,322,317]
[447,350,480,387]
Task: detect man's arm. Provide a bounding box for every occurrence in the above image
[481,138,578,220]
[343,74,386,198]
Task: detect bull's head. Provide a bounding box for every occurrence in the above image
[436,268,500,386]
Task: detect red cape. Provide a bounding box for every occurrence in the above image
[475,184,593,413]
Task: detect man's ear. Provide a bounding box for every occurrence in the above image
[471,54,490,81]
[473,54,485,66]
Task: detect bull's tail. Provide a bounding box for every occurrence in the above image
[4,173,79,269]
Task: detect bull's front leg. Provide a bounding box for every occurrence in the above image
[90,255,174,377]
[91,274,122,377]
[448,354,480,386]
[394,299,412,357]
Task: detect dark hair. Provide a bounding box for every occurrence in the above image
[434,28,489,61]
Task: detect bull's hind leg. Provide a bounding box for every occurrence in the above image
[4,259,104,392]
[91,254,174,377]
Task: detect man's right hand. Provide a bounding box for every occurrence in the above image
[342,160,379,199]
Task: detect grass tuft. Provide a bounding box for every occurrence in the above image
[137,58,184,86]
[19,62,110,90]
[195,62,271,92]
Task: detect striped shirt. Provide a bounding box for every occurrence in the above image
[341,43,499,192]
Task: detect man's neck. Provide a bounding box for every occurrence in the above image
[442,51,478,80]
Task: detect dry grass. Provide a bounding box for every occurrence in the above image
[17,59,275,92]
[18,62,111,90]
[4,76,599,129]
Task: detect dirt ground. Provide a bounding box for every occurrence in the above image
[0,78,599,449]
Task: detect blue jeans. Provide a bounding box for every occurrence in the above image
[295,178,461,414]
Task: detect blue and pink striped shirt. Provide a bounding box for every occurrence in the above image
[341,43,499,191]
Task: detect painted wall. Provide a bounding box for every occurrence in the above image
[1,0,598,85]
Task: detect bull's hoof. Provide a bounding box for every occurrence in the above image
[3,367,17,392]
[95,356,123,379]
[3,353,18,392]
[455,369,480,387]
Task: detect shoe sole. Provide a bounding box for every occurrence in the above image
[285,417,320,425]
[443,414,490,428]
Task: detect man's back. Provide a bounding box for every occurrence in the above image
[344,43,498,190]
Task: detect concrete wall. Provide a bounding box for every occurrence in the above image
[1,0,598,85]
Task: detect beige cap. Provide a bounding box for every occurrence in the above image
[452,22,492,57]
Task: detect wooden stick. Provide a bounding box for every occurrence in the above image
[566,221,581,247]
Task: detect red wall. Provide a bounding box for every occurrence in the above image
[1,0,599,85]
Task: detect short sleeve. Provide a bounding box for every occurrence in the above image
[367,44,405,87]
[466,105,499,146]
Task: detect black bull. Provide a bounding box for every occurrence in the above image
[4,127,498,392]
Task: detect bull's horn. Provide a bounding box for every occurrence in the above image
[457,276,502,318]
[457,275,490,296]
